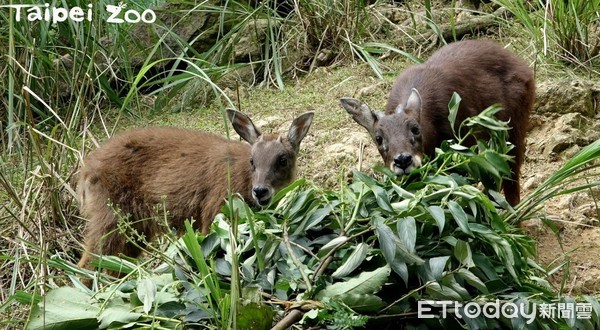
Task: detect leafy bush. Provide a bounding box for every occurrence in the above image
[21,99,600,329]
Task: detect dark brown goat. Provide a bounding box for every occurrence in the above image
[340,40,535,205]
[77,109,314,269]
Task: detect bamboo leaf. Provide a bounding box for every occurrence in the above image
[137,279,157,314]
[456,269,488,293]
[376,224,396,265]
[339,293,386,313]
[448,200,473,237]
[428,205,446,233]
[448,92,461,129]
[454,240,475,268]
[426,282,462,301]
[332,243,368,278]
[371,185,393,213]
[429,256,449,281]
[316,265,391,299]
[397,217,417,253]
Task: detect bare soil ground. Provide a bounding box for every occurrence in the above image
[523,114,600,294]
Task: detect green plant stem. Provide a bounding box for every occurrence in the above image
[7,0,15,150]
[343,183,367,233]
[243,203,265,271]
[283,224,312,292]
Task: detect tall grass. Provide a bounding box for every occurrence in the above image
[494,0,600,72]
[511,138,600,225]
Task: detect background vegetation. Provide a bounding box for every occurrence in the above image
[1,0,599,329]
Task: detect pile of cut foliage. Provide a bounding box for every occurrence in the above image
[22,98,600,329]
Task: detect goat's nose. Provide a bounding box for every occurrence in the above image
[253,186,269,199]
[393,153,413,169]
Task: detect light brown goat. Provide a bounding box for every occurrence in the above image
[77,109,314,270]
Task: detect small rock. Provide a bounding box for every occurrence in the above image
[315,49,336,67]
[254,116,281,130]
[543,132,575,156]
[357,82,385,98]
[523,173,546,191]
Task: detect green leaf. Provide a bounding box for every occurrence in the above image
[27,287,99,330]
[448,200,473,237]
[450,143,470,151]
[427,205,446,233]
[371,185,393,213]
[454,239,475,268]
[318,236,349,258]
[92,256,136,274]
[391,182,415,199]
[359,42,423,64]
[98,298,142,329]
[472,155,500,179]
[339,294,386,313]
[583,295,600,321]
[316,265,391,299]
[271,178,305,204]
[294,205,332,235]
[137,279,156,314]
[332,243,368,278]
[397,217,417,253]
[426,282,463,301]
[472,254,499,281]
[390,261,409,285]
[483,151,511,176]
[376,224,424,265]
[286,189,312,217]
[448,92,461,129]
[441,274,471,300]
[489,190,512,211]
[353,170,378,187]
[429,256,449,281]
[155,301,187,318]
[376,224,396,265]
[456,269,489,293]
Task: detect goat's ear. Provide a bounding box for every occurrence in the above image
[227,109,261,145]
[288,112,314,151]
[339,97,382,136]
[403,88,422,115]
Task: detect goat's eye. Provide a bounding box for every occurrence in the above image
[250,158,255,170]
[375,136,383,146]
[278,156,288,167]
[410,126,420,136]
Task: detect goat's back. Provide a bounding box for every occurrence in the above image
[78,127,252,233]
[386,39,534,155]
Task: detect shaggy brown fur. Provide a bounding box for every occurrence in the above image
[341,40,535,206]
[77,110,313,270]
